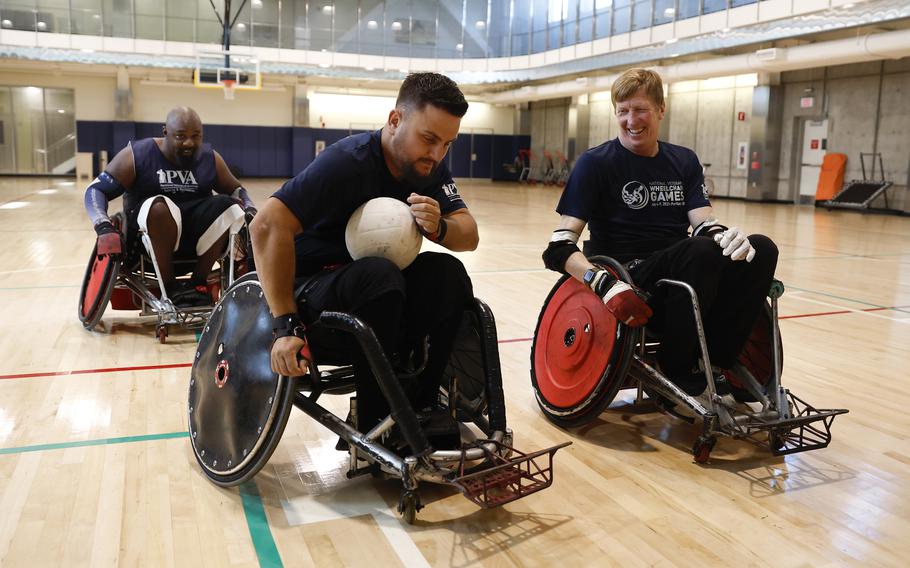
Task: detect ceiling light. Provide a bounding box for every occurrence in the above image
[236,23,246,31]
[57,109,65,114]
[366,20,378,30]
[455,43,463,52]
[391,21,402,31]
[36,21,47,31]
[663,8,675,17]
[1,19,11,28]
[322,5,334,15]
[475,20,486,30]
[252,0,262,7]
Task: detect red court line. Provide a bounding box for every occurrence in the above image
[779,306,894,320]
[0,362,192,381]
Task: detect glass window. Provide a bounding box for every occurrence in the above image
[35,0,69,33]
[70,0,102,36]
[101,0,132,38]
[384,0,410,58]
[563,0,578,46]
[464,0,488,58]
[511,0,531,55]
[732,0,756,6]
[194,0,224,46]
[677,0,699,19]
[437,0,461,59]
[166,0,194,42]
[703,0,727,14]
[531,0,548,53]
[251,0,277,48]
[358,0,384,55]
[594,0,612,39]
[654,0,676,25]
[308,0,333,51]
[578,0,594,43]
[612,0,630,34]
[135,0,164,40]
[488,0,511,57]
[631,0,650,30]
[1,1,35,32]
[333,0,358,53]
[547,0,561,50]
[408,1,436,58]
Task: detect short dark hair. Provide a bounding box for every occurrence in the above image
[396,72,469,118]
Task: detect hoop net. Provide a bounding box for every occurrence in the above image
[222,79,236,100]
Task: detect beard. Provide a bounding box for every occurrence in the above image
[390,135,437,184]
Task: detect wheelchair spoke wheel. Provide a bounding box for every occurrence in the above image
[78,242,121,330]
[189,277,296,487]
[531,270,635,428]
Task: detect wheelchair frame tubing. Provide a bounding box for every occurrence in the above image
[314,311,431,456]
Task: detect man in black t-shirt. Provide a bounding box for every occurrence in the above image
[542,68,779,401]
[251,73,479,434]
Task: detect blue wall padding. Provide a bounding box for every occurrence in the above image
[76,121,529,182]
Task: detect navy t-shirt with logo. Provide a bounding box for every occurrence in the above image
[273,129,467,276]
[556,138,710,261]
[125,138,218,218]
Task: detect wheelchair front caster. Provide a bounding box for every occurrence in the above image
[157,326,168,344]
[398,490,423,525]
[693,435,716,464]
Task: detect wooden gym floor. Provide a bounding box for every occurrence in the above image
[0,176,908,567]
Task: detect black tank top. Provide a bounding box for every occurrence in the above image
[124,138,217,216]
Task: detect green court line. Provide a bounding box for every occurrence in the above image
[0,429,284,567]
[240,482,284,568]
[0,431,188,455]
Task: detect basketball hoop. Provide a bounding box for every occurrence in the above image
[222,79,236,100]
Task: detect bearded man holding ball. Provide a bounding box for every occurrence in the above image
[250,72,478,435]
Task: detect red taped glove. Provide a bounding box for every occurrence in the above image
[590,270,652,327]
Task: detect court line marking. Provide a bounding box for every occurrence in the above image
[240,482,284,568]
[0,362,192,381]
[0,432,283,568]
[785,286,910,314]
[785,294,910,324]
[0,431,187,455]
[0,263,84,275]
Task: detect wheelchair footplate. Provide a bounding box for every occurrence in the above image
[740,391,849,457]
[451,440,571,508]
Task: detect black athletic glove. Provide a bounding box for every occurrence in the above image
[94,220,122,256]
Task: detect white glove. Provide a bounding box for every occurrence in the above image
[713,227,755,262]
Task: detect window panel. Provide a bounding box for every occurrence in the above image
[488,0,511,57]
[436,0,461,59]
[384,0,410,58]
[511,0,531,55]
[464,0,488,58]
[531,0,547,53]
[578,0,594,43]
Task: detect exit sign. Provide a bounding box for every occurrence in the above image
[800,96,815,109]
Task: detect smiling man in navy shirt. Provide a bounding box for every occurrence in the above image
[542,68,779,405]
[251,73,479,435]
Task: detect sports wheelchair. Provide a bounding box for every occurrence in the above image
[78,211,249,343]
[531,255,848,463]
[188,273,569,524]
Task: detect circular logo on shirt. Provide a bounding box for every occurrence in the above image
[621,181,649,210]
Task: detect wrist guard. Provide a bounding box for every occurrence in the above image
[272,313,307,341]
[692,218,728,237]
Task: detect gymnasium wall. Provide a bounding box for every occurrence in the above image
[35,67,522,180]
[778,59,910,210]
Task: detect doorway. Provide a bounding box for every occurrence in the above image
[0,86,76,175]
[795,117,828,204]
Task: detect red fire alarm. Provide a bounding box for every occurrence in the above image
[737,111,746,121]
[810,139,819,150]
